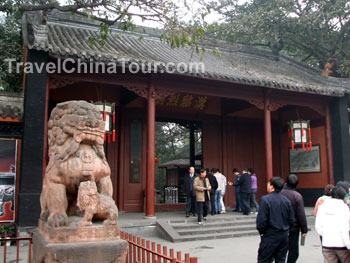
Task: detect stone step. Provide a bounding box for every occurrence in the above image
[171,230,259,242]
[177,224,257,236]
[171,219,256,230]
[156,215,259,242]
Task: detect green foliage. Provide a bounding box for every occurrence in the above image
[0,13,23,92]
[155,122,201,191]
[209,0,350,77]
[0,224,16,238]
[1,0,212,55]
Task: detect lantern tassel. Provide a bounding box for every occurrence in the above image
[310,141,312,151]
[309,128,311,138]
[104,131,106,141]
[113,111,115,124]
[302,142,305,151]
[291,128,293,137]
[301,127,304,137]
[104,110,107,122]
[113,130,116,142]
[291,141,294,150]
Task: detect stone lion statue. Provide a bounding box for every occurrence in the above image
[40,101,115,227]
[77,181,118,227]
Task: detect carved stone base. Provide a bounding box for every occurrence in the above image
[33,229,127,263]
[38,217,120,243]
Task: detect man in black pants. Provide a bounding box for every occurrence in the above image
[238,168,252,215]
[184,166,198,217]
[281,174,308,263]
[207,168,218,215]
[256,177,294,263]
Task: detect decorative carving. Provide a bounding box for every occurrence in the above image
[77,181,118,227]
[40,101,115,228]
[267,102,286,111]
[154,88,175,100]
[50,77,79,89]
[125,85,175,100]
[247,99,264,110]
[125,86,148,98]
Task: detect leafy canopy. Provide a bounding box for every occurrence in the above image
[0,0,212,92]
[208,0,350,77]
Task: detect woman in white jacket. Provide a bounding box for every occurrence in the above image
[315,186,350,263]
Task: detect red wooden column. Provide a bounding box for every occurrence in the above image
[146,77,156,217]
[325,104,335,185]
[264,90,273,181]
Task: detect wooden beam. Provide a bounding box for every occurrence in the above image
[146,76,156,217]
[264,90,273,181]
[325,104,335,185]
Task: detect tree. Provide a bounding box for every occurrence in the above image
[208,0,350,77]
[1,0,210,49]
[0,0,211,92]
[0,13,22,92]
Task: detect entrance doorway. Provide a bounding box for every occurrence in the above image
[155,121,202,205]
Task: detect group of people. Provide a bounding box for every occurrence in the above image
[314,181,350,263]
[184,167,227,224]
[230,168,259,215]
[184,167,350,262]
[184,166,260,224]
[255,176,350,263]
[256,175,308,263]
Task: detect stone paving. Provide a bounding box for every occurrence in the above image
[118,207,323,263]
[0,207,323,262]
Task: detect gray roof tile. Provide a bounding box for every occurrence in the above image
[22,11,350,97]
[0,93,24,120]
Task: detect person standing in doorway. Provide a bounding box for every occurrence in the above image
[281,174,308,263]
[238,168,252,215]
[214,169,223,214]
[184,166,198,217]
[207,168,218,215]
[248,168,259,214]
[256,177,294,263]
[193,169,211,224]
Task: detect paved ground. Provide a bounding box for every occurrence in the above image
[118,207,323,263]
[1,207,323,262]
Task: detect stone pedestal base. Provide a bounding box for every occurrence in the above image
[33,231,128,263]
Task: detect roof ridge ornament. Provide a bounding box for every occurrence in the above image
[22,11,48,49]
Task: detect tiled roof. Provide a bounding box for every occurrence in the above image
[0,92,24,120]
[158,159,201,169]
[22,11,350,97]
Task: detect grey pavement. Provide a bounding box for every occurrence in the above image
[1,208,323,262]
[119,207,323,263]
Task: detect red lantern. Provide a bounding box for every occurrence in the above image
[289,120,311,151]
[94,101,117,144]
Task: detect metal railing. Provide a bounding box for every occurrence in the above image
[121,231,197,263]
[0,232,32,263]
[0,230,198,263]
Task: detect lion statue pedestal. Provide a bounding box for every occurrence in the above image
[32,101,127,263]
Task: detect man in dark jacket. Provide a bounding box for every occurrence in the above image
[232,168,242,212]
[207,168,218,215]
[238,168,252,215]
[281,174,308,263]
[257,177,294,263]
[184,166,198,217]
